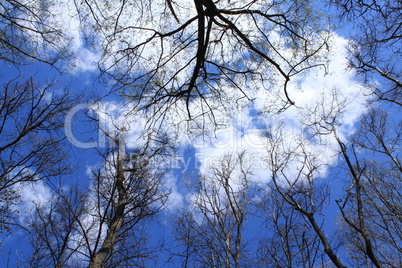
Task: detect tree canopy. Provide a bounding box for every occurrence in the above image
[0,0,401,267]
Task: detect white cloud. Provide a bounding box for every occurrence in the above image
[30,0,373,214]
[74,48,100,72]
[16,0,101,72]
[12,180,53,223]
[161,174,184,211]
[189,33,371,188]
[74,33,371,205]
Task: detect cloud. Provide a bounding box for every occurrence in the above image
[161,173,184,211]
[15,0,101,72]
[73,48,100,72]
[38,0,373,213]
[190,33,371,187]
[11,180,53,223]
[89,101,158,150]
[75,32,371,202]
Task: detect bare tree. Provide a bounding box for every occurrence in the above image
[0,77,74,231]
[77,0,329,118]
[259,91,402,268]
[0,0,70,66]
[86,130,169,268]
[24,183,87,268]
[331,0,402,105]
[335,107,402,268]
[257,183,324,268]
[173,151,254,268]
[23,110,170,268]
[263,121,347,268]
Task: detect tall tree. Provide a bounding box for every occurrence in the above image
[0,77,74,231]
[257,183,324,267]
[329,1,402,265]
[86,128,168,268]
[335,107,402,268]
[0,0,70,66]
[78,0,329,119]
[173,152,254,268]
[265,128,347,268]
[23,109,170,268]
[331,0,402,104]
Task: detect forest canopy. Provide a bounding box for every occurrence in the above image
[0,0,401,267]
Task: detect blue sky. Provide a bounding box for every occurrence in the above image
[0,0,395,266]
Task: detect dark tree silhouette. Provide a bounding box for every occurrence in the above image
[0,77,74,231]
[174,152,254,268]
[78,0,328,118]
[331,0,402,105]
[23,109,170,268]
[0,0,69,66]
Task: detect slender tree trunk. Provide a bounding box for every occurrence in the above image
[88,141,127,268]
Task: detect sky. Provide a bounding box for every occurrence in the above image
[0,0,380,266]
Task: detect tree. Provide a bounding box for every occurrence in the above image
[0,0,70,66]
[0,0,81,233]
[331,0,402,105]
[86,130,168,268]
[24,183,87,268]
[257,183,324,267]
[77,0,329,119]
[260,102,402,268]
[173,152,254,268]
[0,77,74,232]
[23,109,170,268]
[335,107,402,268]
[325,0,402,266]
[264,125,347,268]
